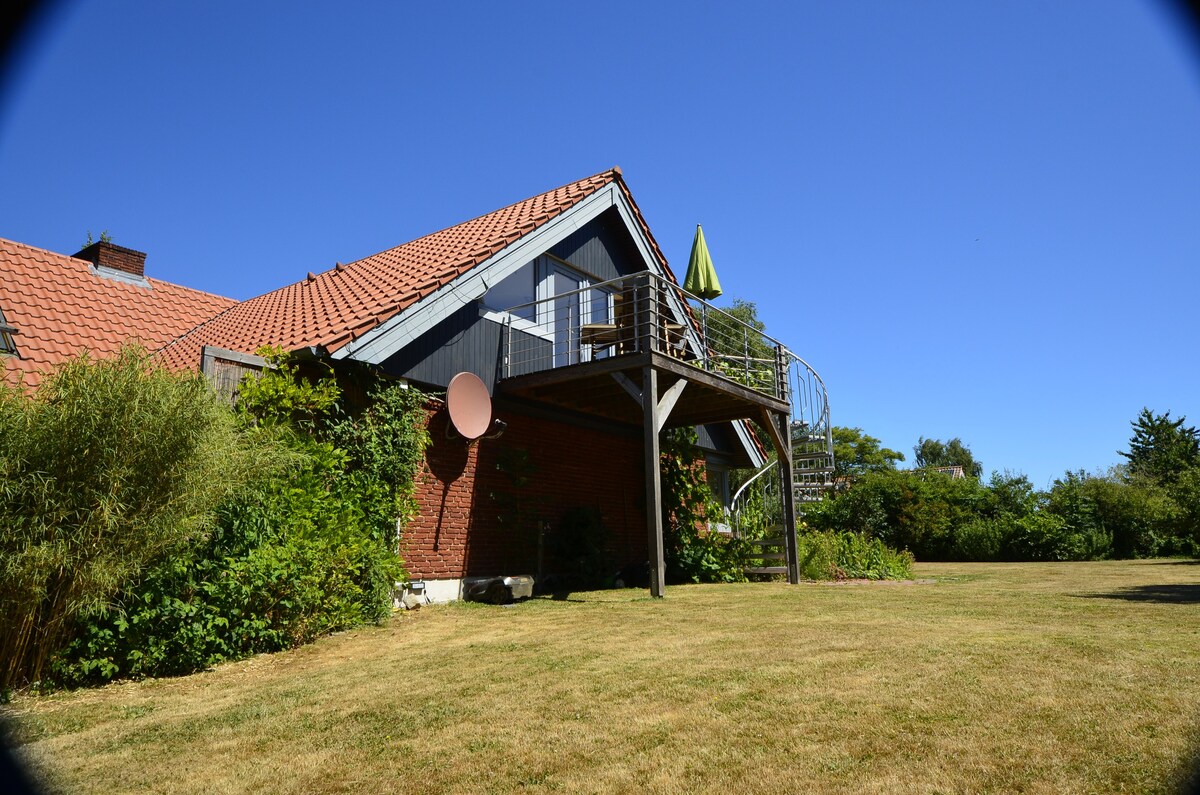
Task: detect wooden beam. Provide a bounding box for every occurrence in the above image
[655,379,687,433]
[500,352,653,391]
[644,365,666,598]
[611,371,643,404]
[651,352,790,414]
[760,407,800,585]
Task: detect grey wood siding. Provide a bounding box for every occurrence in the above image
[697,422,755,468]
[504,327,552,379]
[380,304,504,389]
[549,207,646,282]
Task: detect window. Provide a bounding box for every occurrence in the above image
[541,259,617,366]
[0,307,17,357]
[482,261,536,320]
[545,263,585,366]
[484,255,616,368]
[707,464,731,509]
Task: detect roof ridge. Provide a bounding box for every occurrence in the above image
[153,166,630,371]
[337,166,621,273]
[0,236,87,262]
[207,167,622,311]
[0,236,237,303]
[145,276,237,303]
[609,172,673,280]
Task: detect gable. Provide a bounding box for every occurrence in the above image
[376,208,658,390]
[546,207,647,282]
[156,169,630,374]
[332,173,670,366]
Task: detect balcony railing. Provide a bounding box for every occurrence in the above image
[498,271,778,392]
[498,271,828,431]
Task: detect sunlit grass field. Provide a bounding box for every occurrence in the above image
[4,560,1199,794]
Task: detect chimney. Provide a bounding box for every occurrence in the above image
[73,241,147,277]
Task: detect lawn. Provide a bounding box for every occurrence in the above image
[4,560,1199,794]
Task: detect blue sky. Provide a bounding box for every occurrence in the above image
[2,1,1198,488]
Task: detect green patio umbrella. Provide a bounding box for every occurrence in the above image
[682,224,723,300]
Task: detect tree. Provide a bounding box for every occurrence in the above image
[831,426,905,480]
[703,298,776,389]
[1118,408,1200,488]
[913,436,983,479]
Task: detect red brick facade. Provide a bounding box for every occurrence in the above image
[404,401,647,579]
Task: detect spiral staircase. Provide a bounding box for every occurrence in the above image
[733,352,834,576]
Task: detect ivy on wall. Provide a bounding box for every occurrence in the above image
[660,428,749,584]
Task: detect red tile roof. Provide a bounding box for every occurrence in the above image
[0,238,236,390]
[157,167,671,371]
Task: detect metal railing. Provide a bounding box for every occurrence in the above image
[497,269,836,537]
[499,271,798,401]
[499,267,833,482]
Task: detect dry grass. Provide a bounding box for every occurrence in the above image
[4,560,1200,794]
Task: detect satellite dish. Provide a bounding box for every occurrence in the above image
[446,372,492,440]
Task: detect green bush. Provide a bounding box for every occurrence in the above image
[807,469,986,560]
[1169,468,1200,554]
[47,354,428,687]
[669,528,750,584]
[796,531,914,580]
[1005,512,1081,561]
[547,507,611,585]
[50,438,403,685]
[954,518,1010,562]
[1046,470,1180,559]
[0,347,261,690]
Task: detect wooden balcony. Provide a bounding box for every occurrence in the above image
[497,271,790,429]
[496,272,806,598]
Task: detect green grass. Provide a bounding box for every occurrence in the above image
[4,560,1200,793]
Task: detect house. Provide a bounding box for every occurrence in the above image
[1,167,832,600]
[0,237,235,390]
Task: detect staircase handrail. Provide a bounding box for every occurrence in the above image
[728,459,778,537]
[730,459,777,509]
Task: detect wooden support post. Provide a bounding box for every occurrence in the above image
[778,412,800,585]
[640,276,658,354]
[643,365,666,598]
[760,407,800,585]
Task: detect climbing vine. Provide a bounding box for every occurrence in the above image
[660,428,748,583]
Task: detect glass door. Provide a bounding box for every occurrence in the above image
[547,266,584,367]
[539,259,616,366]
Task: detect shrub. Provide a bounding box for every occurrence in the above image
[1046,470,1179,559]
[1005,512,1083,561]
[547,507,611,586]
[47,355,429,687]
[1169,468,1200,555]
[808,469,987,560]
[50,437,403,686]
[955,518,1010,562]
[0,347,260,690]
[796,531,914,580]
[325,379,429,545]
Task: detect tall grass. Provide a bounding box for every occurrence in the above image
[796,530,915,580]
[0,347,261,690]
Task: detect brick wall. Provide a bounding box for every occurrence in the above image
[404,401,647,579]
[74,241,147,277]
